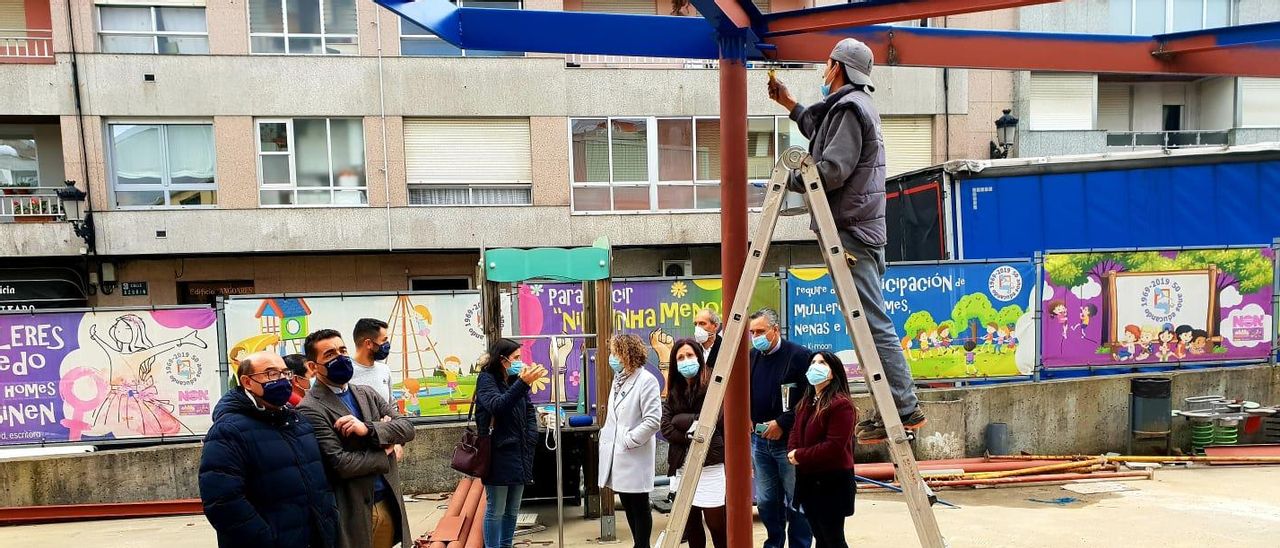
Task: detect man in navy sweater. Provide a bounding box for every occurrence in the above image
[748,309,813,548]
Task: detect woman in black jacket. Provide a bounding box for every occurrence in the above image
[474,338,547,548]
[660,339,727,548]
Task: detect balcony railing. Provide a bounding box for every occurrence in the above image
[0,28,54,62]
[1,189,65,222]
[1106,130,1230,149]
[564,53,812,70]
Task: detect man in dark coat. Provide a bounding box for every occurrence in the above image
[199,351,339,548]
[298,329,416,548]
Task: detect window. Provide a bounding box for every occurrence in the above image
[404,118,532,206]
[570,116,798,213]
[256,118,366,206]
[1239,78,1280,128]
[249,0,357,55]
[1108,0,1231,34]
[881,117,934,176]
[1029,73,1097,131]
[98,5,209,54]
[108,123,217,208]
[401,0,521,57]
[0,138,39,188]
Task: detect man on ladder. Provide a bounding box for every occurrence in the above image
[767,38,926,443]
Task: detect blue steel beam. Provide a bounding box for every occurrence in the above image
[374,0,1280,76]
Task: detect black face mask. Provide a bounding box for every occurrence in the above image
[373,341,391,361]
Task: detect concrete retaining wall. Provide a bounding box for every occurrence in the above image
[2,365,1276,508]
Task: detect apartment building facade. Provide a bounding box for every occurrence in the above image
[2,0,1015,310]
[1014,0,1280,156]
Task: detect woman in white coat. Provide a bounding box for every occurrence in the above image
[599,333,662,548]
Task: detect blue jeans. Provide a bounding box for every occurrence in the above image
[753,434,812,548]
[484,484,524,548]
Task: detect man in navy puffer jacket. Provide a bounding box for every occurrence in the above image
[199,351,339,548]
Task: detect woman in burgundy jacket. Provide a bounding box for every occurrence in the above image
[787,350,857,548]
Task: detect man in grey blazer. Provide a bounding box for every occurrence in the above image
[299,329,416,548]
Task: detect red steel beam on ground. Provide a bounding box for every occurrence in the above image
[0,499,203,526]
[767,26,1280,77]
[764,0,1060,37]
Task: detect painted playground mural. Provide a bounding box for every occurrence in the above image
[0,308,220,446]
[223,293,488,418]
[1040,248,1275,368]
[788,262,1036,380]
[515,277,783,409]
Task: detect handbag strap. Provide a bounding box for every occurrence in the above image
[465,376,496,434]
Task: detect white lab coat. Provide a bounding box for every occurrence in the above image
[598,367,662,494]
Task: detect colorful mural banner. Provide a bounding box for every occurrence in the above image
[223,293,489,418]
[515,278,783,409]
[1041,248,1276,368]
[0,307,220,446]
[787,261,1036,380]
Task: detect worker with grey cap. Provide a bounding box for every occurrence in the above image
[768,38,925,445]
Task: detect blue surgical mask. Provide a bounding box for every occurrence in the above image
[820,84,831,97]
[806,363,831,386]
[323,355,355,385]
[373,341,391,361]
[506,359,524,377]
[308,376,317,389]
[260,378,294,407]
[608,355,624,373]
[677,359,700,379]
[751,334,771,352]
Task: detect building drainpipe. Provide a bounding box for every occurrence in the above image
[65,0,96,279]
[375,10,393,252]
[717,31,753,548]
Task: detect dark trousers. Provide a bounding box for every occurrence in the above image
[686,505,727,548]
[804,508,849,548]
[618,492,653,548]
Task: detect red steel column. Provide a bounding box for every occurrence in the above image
[718,33,753,548]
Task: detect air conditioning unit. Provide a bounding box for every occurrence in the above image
[663,260,693,277]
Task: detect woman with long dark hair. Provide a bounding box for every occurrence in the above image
[598,333,662,548]
[474,338,547,548]
[660,339,727,548]
[787,351,856,548]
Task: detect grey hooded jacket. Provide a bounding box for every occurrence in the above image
[789,85,887,248]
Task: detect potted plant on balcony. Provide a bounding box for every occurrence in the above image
[12,194,58,223]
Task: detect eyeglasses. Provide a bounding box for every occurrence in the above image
[247,369,294,382]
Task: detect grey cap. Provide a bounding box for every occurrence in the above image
[829,38,874,92]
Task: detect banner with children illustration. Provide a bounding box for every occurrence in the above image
[1040,248,1275,367]
[514,277,782,410]
[0,307,220,446]
[223,292,488,418]
[787,261,1036,380]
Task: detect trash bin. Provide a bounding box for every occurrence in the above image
[1130,377,1173,454]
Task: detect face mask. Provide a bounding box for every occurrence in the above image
[373,341,391,361]
[806,363,831,386]
[820,84,831,97]
[677,359,700,379]
[323,354,355,385]
[260,377,294,407]
[694,326,711,344]
[751,334,771,352]
[608,355,624,373]
[506,359,524,377]
[308,376,317,389]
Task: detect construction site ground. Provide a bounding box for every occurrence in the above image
[4,466,1278,547]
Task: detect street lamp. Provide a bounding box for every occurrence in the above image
[56,179,94,253]
[990,109,1019,159]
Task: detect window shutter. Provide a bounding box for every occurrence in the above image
[580,0,656,14]
[1029,73,1096,131]
[881,117,933,177]
[1239,78,1280,128]
[96,0,207,5]
[753,0,770,13]
[404,118,532,184]
[0,0,26,30]
[1097,83,1132,132]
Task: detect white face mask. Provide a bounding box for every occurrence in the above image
[694,326,712,344]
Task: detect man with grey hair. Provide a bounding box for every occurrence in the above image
[768,37,925,444]
[747,308,812,548]
[693,307,723,368]
[199,352,339,548]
